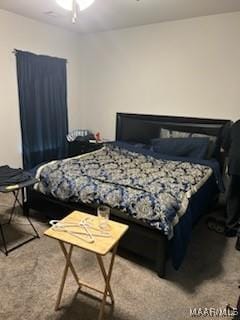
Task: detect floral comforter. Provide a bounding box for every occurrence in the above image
[35,145,212,238]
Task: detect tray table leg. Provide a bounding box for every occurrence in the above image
[97,243,118,320]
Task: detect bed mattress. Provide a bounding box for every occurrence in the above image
[34,144,213,238]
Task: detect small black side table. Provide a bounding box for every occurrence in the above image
[0,178,40,255]
[68,141,103,157]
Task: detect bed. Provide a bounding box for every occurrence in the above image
[28,113,231,277]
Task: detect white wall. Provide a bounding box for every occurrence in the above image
[0,9,86,167]
[80,12,240,140]
[1,10,240,166]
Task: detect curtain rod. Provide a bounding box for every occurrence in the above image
[11,49,68,62]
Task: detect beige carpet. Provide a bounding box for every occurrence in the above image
[0,192,239,320]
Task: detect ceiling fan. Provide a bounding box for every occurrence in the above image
[56,0,95,23]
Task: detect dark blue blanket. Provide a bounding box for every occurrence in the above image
[113,141,224,192]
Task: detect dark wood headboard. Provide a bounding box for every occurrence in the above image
[116,113,231,143]
[116,112,232,170]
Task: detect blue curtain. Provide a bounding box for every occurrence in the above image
[16,50,69,170]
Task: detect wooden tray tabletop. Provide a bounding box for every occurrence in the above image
[44,211,129,255]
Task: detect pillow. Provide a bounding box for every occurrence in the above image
[160,128,191,138]
[191,133,216,142]
[151,137,209,159]
[133,143,150,149]
[160,129,217,159]
[191,133,217,159]
[122,141,150,149]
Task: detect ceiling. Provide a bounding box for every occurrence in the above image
[1,0,240,34]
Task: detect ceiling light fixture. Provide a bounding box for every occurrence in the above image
[56,0,95,23]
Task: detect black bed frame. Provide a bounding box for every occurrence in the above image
[28,113,231,277]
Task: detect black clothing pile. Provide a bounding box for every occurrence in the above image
[226,120,240,237]
[207,120,240,241]
[229,120,240,176]
[0,165,32,187]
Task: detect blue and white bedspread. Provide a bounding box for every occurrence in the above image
[35,144,213,238]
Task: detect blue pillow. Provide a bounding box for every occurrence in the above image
[151,138,209,159]
[116,141,150,149]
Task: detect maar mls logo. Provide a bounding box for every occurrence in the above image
[189,307,238,317]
